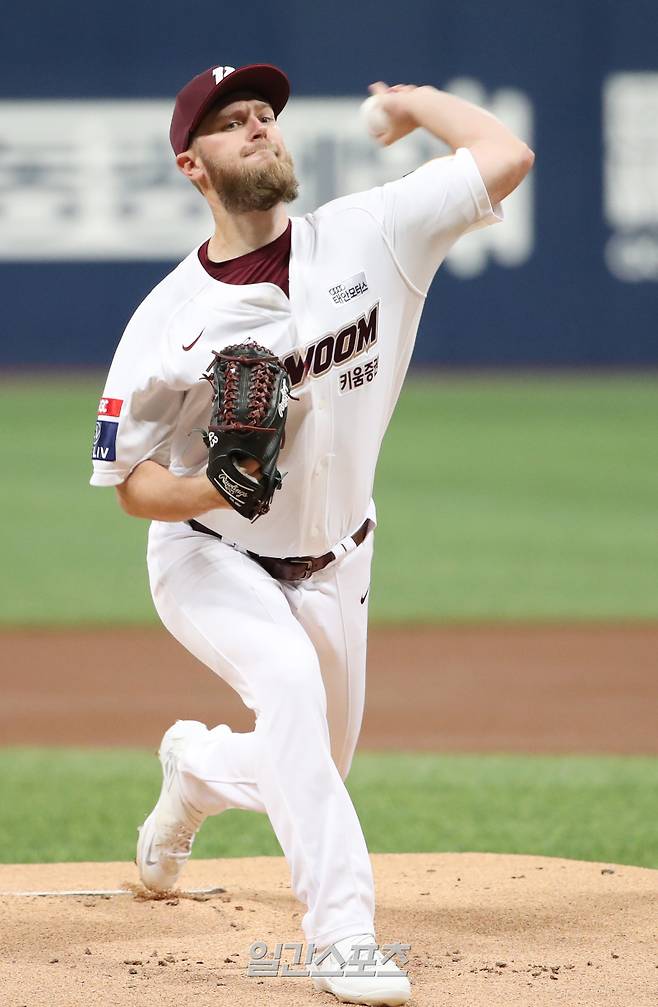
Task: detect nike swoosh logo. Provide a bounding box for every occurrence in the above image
[360,588,369,605]
[144,839,160,867]
[182,329,204,351]
[137,821,161,867]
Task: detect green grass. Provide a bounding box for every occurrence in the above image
[373,374,658,620]
[1,748,656,869]
[1,374,657,623]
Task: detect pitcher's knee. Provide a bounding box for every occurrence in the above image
[259,642,327,716]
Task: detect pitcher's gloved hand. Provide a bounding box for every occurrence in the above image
[200,341,291,520]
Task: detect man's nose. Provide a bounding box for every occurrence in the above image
[247,113,267,139]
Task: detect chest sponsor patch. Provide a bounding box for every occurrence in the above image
[283,301,379,388]
[328,271,369,305]
[97,396,123,418]
[338,355,379,395]
[92,419,118,461]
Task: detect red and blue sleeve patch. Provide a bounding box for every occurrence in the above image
[92,397,123,461]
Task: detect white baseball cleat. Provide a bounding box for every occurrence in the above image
[136,719,208,892]
[312,932,411,1006]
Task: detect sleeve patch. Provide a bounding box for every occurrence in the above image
[92,419,118,462]
[98,396,123,418]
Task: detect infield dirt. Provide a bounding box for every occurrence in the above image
[1,852,656,1007]
[2,623,657,752]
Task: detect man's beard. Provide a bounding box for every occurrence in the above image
[204,145,299,213]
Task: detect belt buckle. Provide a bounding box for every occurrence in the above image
[289,557,315,581]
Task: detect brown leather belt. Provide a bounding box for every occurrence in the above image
[187,517,373,582]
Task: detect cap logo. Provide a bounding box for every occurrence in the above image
[212,66,236,85]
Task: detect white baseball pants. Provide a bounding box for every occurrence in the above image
[146,519,376,949]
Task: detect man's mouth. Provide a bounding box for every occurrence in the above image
[244,146,276,158]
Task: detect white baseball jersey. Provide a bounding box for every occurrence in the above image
[90,147,501,558]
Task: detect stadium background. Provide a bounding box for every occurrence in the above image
[1,0,657,367]
[0,2,656,1004]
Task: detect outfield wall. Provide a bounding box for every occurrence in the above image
[1,0,657,368]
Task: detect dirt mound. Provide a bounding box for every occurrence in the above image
[1,852,655,1006]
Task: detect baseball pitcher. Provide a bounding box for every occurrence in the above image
[90,62,533,1006]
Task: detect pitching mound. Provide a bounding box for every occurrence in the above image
[1,853,655,1006]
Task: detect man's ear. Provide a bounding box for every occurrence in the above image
[176,150,200,182]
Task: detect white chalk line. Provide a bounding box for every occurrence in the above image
[0,886,224,898]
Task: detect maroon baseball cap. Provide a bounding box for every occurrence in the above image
[170,63,290,155]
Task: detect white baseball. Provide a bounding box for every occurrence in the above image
[359,95,391,138]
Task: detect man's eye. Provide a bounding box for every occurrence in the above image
[260,115,274,123]
[223,120,241,130]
